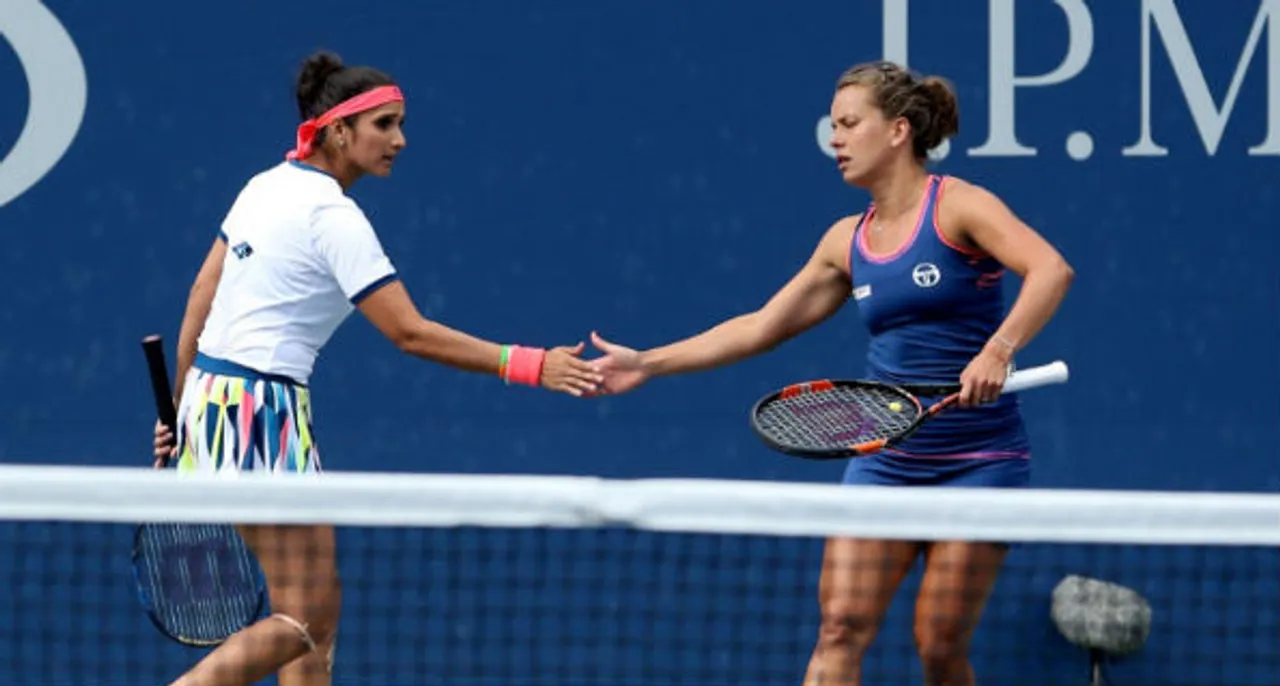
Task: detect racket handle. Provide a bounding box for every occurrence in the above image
[1003,360,1070,394]
[141,335,179,433]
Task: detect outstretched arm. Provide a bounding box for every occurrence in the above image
[590,216,859,393]
[357,281,602,396]
[314,204,602,396]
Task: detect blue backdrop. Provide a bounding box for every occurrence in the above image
[1,0,1277,684]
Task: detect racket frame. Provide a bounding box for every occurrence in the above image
[131,522,268,647]
[750,361,1069,460]
[135,335,267,647]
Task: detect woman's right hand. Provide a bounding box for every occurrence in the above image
[539,342,606,397]
[153,419,176,468]
[585,331,651,396]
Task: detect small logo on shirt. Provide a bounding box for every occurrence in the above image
[231,241,254,259]
[912,262,941,288]
[852,284,872,300]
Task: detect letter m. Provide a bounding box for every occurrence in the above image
[1124,0,1280,156]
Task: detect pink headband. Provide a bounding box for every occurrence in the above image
[286,85,404,160]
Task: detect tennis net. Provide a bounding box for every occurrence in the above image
[0,463,1276,685]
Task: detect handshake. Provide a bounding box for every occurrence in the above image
[521,331,645,398]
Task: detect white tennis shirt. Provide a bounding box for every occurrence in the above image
[197,161,398,385]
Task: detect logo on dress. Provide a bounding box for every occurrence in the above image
[911,262,941,288]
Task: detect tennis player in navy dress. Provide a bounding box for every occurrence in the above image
[586,61,1074,685]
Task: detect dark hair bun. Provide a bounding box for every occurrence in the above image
[918,75,959,151]
[295,51,345,119]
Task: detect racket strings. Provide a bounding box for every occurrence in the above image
[137,524,262,643]
[757,386,919,449]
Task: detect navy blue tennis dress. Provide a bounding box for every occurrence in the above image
[843,175,1031,488]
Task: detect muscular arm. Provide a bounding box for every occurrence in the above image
[940,178,1074,362]
[356,281,504,373]
[356,279,600,396]
[173,238,227,403]
[640,217,858,377]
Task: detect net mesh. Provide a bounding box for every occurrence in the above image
[0,464,1277,685]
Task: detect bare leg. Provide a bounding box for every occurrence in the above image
[912,541,1007,686]
[802,538,920,686]
[170,525,341,686]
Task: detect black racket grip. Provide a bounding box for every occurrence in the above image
[141,335,178,456]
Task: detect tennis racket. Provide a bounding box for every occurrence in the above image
[132,335,267,646]
[750,360,1069,460]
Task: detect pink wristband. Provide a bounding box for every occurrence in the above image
[505,345,546,387]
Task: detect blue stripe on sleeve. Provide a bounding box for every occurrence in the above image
[350,272,399,305]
